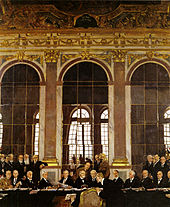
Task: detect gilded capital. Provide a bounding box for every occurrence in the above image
[112,50,127,63]
[44,50,60,63]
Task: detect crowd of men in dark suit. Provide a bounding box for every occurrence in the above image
[0,152,169,207]
[0,153,47,189]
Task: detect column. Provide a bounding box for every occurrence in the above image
[112,50,129,166]
[43,50,59,164]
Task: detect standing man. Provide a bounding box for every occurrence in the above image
[30,155,47,186]
[96,172,124,207]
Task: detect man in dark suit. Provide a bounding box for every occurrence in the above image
[59,169,74,187]
[0,154,6,176]
[113,170,124,189]
[159,156,169,179]
[15,154,25,179]
[154,171,167,188]
[87,169,98,187]
[124,170,140,188]
[24,154,31,174]
[74,170,88,188]
[30,155,47,186]
[94,154,101,172]
[140,170,154,189]
[22,171,36,189]
[96,172,124,207]
[38,171,53,189]
[165,170,170,188]
[5,154,15,173]
[152,154,161,181]
[12,170,22,188]
[142,155,154,176]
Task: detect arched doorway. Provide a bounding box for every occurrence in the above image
[62,62,108,168]
[130,62,170,173]
[1,64,40,156]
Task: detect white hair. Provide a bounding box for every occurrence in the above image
[130,170,135,176]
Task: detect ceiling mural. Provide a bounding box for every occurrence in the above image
[0,0,169,31]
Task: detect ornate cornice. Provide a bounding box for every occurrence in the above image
[0,32,169,49]
[44,50,60,63]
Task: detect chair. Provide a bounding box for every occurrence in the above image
[79,188,104,207]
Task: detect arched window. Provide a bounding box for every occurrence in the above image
[0,113,3,150]
[63,62,108,166]
[34,112,39,155]
[101,109,109,157]
[130,63,170,173]
[164,108,170,151]
[68,108,92,162]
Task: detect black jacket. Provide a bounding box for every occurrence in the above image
[14,161,25,178]
[140,177,154,189]
[113,177,124,189]
[99,178,124,207]
[11,177,21,187]
[22,178,36,189]
[74,177,88,189]
[143,161,154,176]
[154,178,167,188]
[38,178,53,189]
[59,176,74,187]
[87,177,98,188]
[124,177,141,188]
[30,161,47,185]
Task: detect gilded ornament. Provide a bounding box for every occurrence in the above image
[44,50,60,63]
[3,51,43,64]
[112,50,127,62]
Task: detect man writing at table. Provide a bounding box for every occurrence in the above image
[96,172,124,207]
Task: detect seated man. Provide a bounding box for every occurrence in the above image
[113,170,124,189]
[22,171,36,189]
[154,171,167,188]
[124,170,140,188]
[38,171,53,189]
[87,170,98,188]
[140,170,154,189]
[74,170,88,189]
[166,170,170,188]
[12,170,22,188]
[0,170,13,189]
[76,161,91,180]
[96,172,124,207]
[59,169,74,187]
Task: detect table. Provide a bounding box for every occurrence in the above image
[0,188,169,207]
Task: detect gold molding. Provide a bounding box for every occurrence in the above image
[1,50,43,64]
[43,158,59,167]
[44,49,60,63]
[128,51,170,66]
[112,158,130,166]
[62,50,112,65]
[0,32,169,49]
